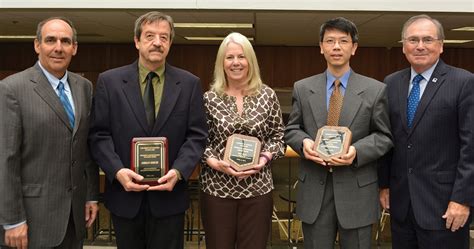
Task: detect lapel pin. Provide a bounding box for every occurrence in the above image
[432,78,438,83]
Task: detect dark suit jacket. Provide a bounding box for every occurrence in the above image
[88,61,207,219]
[0,63,99,247]
[379,60,474,229]
[285,71,393,228]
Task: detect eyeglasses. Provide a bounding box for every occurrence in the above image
[404,36,440,45]
[322,38,352,46]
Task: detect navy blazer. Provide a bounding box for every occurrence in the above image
[88,61,208,218]
[379,60,474,230]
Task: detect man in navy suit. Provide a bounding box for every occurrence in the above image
[88,11,207,249]
[379,14,474,249]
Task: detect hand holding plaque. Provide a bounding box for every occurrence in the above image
[131,137,168,185]
[223,134,261,171]
[314,126,352,162]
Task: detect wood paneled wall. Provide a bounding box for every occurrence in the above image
[1,42,473,90]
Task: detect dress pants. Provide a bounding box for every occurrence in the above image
[302,174,372,249]
[391,204,470,249]
[200,192,273,249]
[111,195,185,249]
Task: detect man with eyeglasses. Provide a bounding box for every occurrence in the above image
[285,17,392,248]
[379,14,474,249]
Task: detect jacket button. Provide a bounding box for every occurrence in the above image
[320,181,325,185]
[408,168,413,174]
[407,144,412,149]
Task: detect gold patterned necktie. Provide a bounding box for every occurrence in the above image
[327,79,343,126]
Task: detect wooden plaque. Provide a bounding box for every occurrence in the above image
[223,134,261,172]
[314,126,352,161]
[131,137,168,185]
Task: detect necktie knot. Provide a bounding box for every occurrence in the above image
[147,72,158,81]
[57,81,65,91]
[413,74,424,85]
[334,79,341,88]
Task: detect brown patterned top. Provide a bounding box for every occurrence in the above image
[200,84,285,199]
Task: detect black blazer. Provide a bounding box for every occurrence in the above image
[88,61,208,218]
[379,60,474,230]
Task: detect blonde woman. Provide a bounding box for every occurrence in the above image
[200,32,285,249]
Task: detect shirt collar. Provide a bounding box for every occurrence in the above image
[138,63,165,84]
[326,69,351,91]
[38,60,68,89]
[410,59,439,83]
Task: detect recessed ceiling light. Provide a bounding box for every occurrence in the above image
[397,39,472,44]
[443,39,473,43]
[185,36,254,41]
[452,27,474,31]
[175,23,253,29]
[0,35,36,39]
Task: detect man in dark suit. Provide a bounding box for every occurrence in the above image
[0,17,99,249]
[284,17,392,248]
[88,11,207,249]
[379,14,474,249]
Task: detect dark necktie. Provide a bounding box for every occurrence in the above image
[327,79,343,126]
[57,81,75,128]
[144,72,157,127]
[407,74,424,128]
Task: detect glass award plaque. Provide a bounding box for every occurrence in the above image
[314,126,352,161]
[131,137,168,185]
[223,134,261,172]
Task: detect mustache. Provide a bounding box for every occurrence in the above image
[150,46,164,53]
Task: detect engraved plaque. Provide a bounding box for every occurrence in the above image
[131,137,168,185]
[314,126,352,161]
[224,134,261,172]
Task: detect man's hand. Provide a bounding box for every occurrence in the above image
[115,168,150,192]
[85,202,99,228]
[4,223,28,249]
[379,188,390,210]
[442,201,470,232]
[148,169,180,191]
[328,146,356,166]
[302,138,326,165]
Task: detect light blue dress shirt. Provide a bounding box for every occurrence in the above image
[326,69,351,110]
[408,60,439,99]
[38,61,76,114]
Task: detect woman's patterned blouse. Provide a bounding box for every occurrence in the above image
[200,84,285,199]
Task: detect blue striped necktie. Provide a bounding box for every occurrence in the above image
[407,74,424,128]
[57,81,75,128]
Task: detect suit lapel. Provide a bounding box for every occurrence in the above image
[153,64,181,134]
[338,72,363,127]
[409,61,448,134]
[308,75,328,129]
[32,65,73,131]
[122,62,150,134]
[398,70,411,133]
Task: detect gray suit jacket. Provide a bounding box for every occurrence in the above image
[0,63,99,247]
[284,71,392,228]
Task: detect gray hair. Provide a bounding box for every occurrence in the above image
[401,14,445,41]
